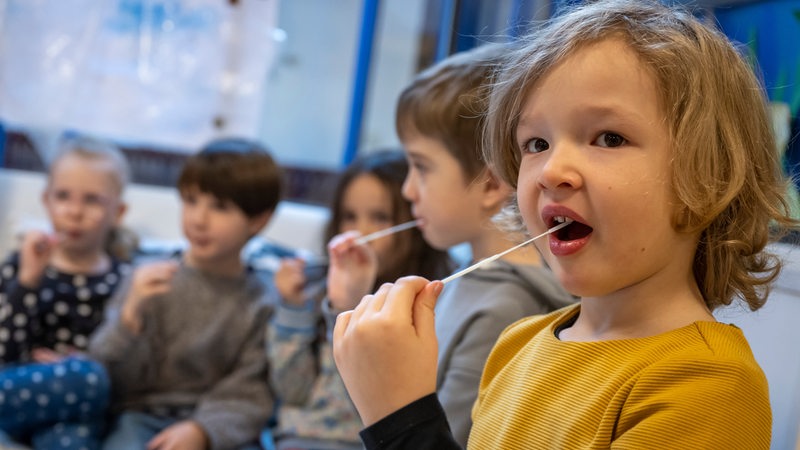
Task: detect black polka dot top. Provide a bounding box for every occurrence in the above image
[0,252,130,364]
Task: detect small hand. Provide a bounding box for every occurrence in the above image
[147,420,209,450]
[31,347,68,363]
[275,257,308,306]
[326,231,379,311]
[121,260,179,334]
[17,230,60,288]
[333,276,443,426]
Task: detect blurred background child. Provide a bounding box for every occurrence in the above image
[265,149,453,450]
[89,137,280,450]
[0,135,133,450]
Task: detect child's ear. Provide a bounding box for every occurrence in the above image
[247,210,274,236]
[114,202,128,226]
[480,169,514,212]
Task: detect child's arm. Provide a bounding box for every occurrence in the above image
[274,257,309,305]
[119,260,179,334]
[0,248,50,363]
[146,420,209,450]
[333,277,463,449]
[266,295,321,405]
[333,276,441,425]
[87,260,177,386]
[326,231,379,311]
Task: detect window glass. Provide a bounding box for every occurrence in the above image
[256,0,360,169]
[359,0,428,156]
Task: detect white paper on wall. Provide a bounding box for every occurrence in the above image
[0,0,278,161]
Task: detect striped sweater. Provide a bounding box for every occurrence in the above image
[468,304,771,449]
[360,304,771,449]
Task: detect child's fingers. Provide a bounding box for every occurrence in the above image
[22,230,51,255]
[381,276,431,315]
[367,283,394,312]
[327,231,361,255]
[349,282,391,324]
[31,347,63,363]
[413,281,443,340]
[333,310,353,343]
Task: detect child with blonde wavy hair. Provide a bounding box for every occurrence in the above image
[332,1,799,448]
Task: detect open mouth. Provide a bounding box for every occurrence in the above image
[551,216,593,241]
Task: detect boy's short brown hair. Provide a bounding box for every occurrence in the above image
[178,137,282,217]
[396,43,509,182]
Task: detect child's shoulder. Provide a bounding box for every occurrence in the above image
[650,321,765,377]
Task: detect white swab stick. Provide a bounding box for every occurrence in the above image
[441,221,571,285]
[353,219,422,245]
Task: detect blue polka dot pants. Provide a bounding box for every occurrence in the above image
[0,357,110,450]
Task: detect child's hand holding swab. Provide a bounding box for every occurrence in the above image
[333,276,442,426]
[17,230,61,288]
[327,220,422,310]
[327,231,380,310]
[333,222,568,424]
[275,257,310,306]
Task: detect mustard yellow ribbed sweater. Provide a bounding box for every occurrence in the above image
[468,305,771,449]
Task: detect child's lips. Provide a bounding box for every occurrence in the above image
[188,236,211,246]
[540,205,593,256]
[548,222,593,256]
[63,230,82,240]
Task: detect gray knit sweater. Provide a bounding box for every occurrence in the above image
[88,262,274,450]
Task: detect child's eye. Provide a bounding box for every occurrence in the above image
[84,194,104,206]
[213,199,231,211]
[340,211,357,225]
[411,162,428,174]
[181,193,197,205]
[52,189,70,201]
[372,212,391,225]
[523,138,550,154]
[594,132,627,148]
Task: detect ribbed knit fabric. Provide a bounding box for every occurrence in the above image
[468,305,771,450]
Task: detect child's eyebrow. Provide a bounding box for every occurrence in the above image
[517,105,645,130]
[405,149,431,161]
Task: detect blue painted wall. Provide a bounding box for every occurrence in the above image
[714,0,800,191]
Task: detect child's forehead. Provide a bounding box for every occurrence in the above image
[179,184,228,200]
[401,133,456,160]
[50,154,125,191]
[522,39,658,111]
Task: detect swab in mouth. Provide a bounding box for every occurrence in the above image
[353,219,421,245]
[441,220,572,285]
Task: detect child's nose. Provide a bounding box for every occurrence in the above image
[62,199,86,218]
[537,143,582,191]
[186,205,210,226]
[401,175,417,201]
[357,220,378,237]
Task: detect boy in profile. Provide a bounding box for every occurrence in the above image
[89,137,281,449]
[328,43,574,447]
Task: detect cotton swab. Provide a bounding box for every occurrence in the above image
[353,219,422,245]
[441,221,571,285]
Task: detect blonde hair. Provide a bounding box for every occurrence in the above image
[485,0,798,311]
[49,134,137,261]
